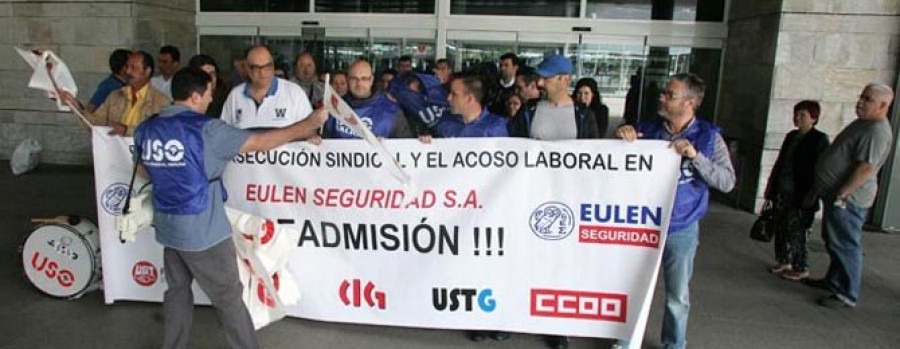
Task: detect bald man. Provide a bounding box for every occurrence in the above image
[292,52,325,107]
[806,84,895,309]
[322,59,412,139]
[221,45,314,131]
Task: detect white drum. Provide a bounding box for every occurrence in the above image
[22,218,101,299]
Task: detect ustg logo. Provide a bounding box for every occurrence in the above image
[433,288,496,312]
[31,251,75,288]
[274,108,287,118]
[339,279,386,309]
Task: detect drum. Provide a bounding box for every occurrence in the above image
[22,217,102,299]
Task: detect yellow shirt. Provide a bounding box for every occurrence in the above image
[121,84,150,128]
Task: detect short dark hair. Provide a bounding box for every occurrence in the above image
[331,70,347,78]
[436,58,449,66]
[133,50,155,76]
[500,52,519,65]
[187,54,218,72]
[159,45,180,62]
[454,73,485,106]
[171,67,212,101]
[670,73,706,106]
[109,49,130,74]
[516,66,539,85]
[794,100,821,125]
[398,55,413,64]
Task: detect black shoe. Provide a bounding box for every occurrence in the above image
[818,295,854,309]
[545,335,569,349]
[803,277,830,291]
[467,331,488,342]
[490,331,511,341]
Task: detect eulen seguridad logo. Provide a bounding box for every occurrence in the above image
[578,203,663,248]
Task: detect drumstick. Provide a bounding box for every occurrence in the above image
[31,216,80,225]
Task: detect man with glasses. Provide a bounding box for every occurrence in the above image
[221,45,314,130]
[322,59,411,139]
[508,54,598,141]
[614,73,734,349]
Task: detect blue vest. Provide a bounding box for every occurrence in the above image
[328,94,400,138]
[639,117,719,233]
[435,109,509,138]
[134,111,215,215]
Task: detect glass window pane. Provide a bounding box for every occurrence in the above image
[577,42,647,122]
[199,35,256,84]
[451,0,579,17]
[316,0,435,14]
[586,0,724,22]
[446,42,516,72]
[200,0,309,12]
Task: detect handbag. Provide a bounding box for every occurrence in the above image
[750,200,776,242]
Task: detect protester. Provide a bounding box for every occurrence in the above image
[804,84,894,309]
[515,67,542,105]
[187,54,228,118]
[322,59,411,138]
[85,49,130,113]
[221,46,314,131]
[227,52,249,90]
[572,78,610,137]
[330,70,349,97]
[433,58,452,85]
[498,52,519,93]
[764,100,829,281]
[151,45,180,98]
[377,68,397,94]
[508,54,598,140]
[397,55,413,73]
[292,52,325,107]
[615,73,734,349]
[133,67,327,349]
[502,90,523,119]
[65,51,170,136]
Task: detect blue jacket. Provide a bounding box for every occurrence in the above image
[639,117,719,233]
[134,111,217,215]
[390,73,450,136]
[433,109,509,138]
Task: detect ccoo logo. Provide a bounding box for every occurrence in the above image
[530,202,575,240]
[132,261,158,287]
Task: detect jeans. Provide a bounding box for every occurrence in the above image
[822,198,867,305]
[617,222,699,349]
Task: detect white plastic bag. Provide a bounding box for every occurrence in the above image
[11,138,42,175]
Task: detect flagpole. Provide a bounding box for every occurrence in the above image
[44,60,93,128]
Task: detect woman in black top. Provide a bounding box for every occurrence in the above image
[764,100,830,280]
[572,78,610,137]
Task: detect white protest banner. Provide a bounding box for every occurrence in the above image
[94,132,681,344]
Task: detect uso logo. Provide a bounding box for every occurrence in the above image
[101,182,130,215]
[132,261,158,287]
[529,202,575,240]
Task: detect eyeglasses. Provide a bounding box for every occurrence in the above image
[348,76,373,82]
[661,90,690,100]
[248,62,274,71]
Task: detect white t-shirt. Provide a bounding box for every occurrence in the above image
[150,75,172,98]
[221,78,313,129]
